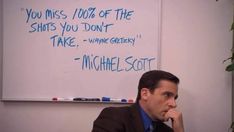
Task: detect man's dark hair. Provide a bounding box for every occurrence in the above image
[136,70,180,102]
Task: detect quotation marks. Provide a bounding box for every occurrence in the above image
[136,34,141,38]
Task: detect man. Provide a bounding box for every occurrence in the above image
[92,70,184,132]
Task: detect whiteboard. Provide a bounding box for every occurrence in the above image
[2,0,161,101]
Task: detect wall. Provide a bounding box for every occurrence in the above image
[161,0,233,131]
[0,0,233,132]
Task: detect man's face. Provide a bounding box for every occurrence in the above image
[140,80,178,121]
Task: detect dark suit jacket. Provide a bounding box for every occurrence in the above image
[92,104,173,132]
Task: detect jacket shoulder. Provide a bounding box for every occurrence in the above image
[92,106,132,132]
[101,106,130,116]
[156,122,174,132]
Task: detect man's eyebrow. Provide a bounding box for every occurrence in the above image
[164,91,178,99]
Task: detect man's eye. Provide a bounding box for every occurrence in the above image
[164,93,172,98]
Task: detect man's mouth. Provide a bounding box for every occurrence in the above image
[162,111,168,116]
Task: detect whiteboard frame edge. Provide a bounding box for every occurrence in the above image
[157,0,162,70]
[1,97,134,104]
[0,0,3,100]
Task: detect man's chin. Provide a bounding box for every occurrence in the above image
[159,113,169,122]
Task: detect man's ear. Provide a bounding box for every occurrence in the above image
[140,88,150,101]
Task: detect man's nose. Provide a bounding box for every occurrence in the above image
[169,98,177,108]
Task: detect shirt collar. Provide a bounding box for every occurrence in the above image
[138,104,153,131]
